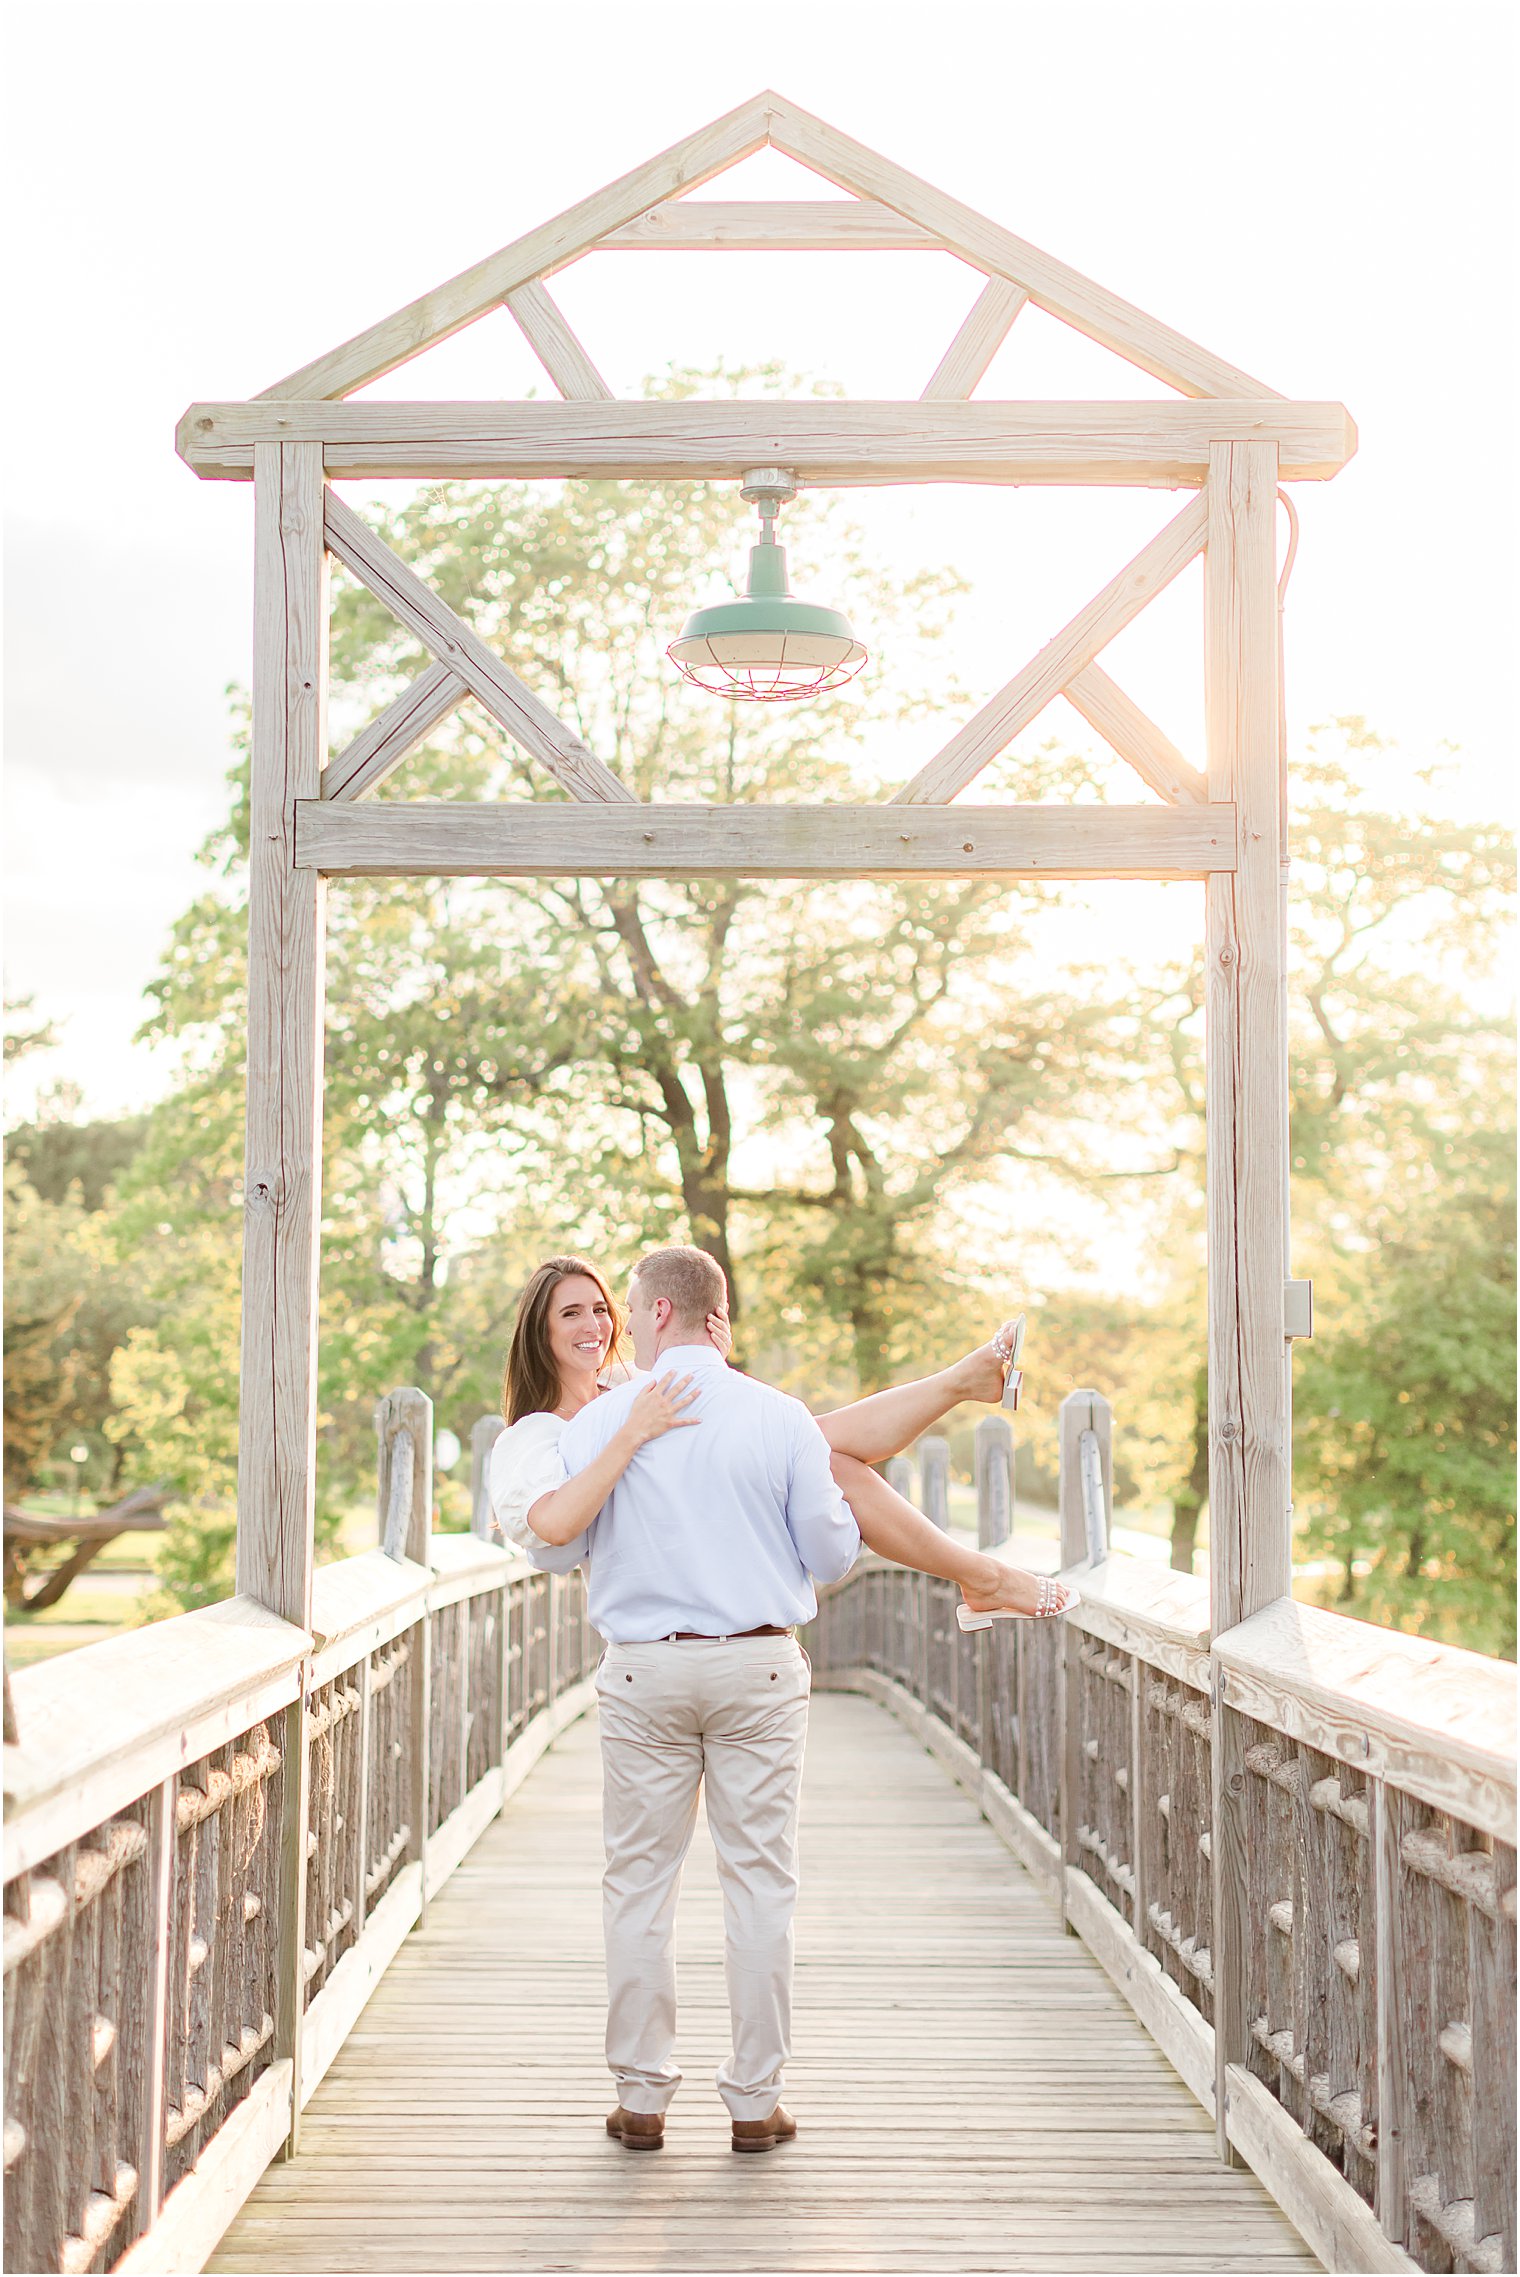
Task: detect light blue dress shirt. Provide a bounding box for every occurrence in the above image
[520,1343,862,1643]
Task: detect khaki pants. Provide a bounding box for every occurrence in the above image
[594,1634,811,2120]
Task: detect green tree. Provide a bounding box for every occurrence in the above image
[133,376,1153,1594]
[1123,724,1514,1611]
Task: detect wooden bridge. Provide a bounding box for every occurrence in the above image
[5,1393,1515,2276]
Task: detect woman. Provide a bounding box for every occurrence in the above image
[489,1254,1076,1619]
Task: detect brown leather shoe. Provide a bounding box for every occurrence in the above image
[731,2105,797,2154]
[606,2106,665,2150]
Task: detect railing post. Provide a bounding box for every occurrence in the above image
[1058,1389,1111,1567]
[376,1390,433,1920]
[1372,1779,1409,2245]
[1057,1392,1110,1938]
[918,1435,951,1530]
[138,1776,175,2225]
[376,1389,433,1565]
[470,1414,504,1539]
[974,1414,1012,1549]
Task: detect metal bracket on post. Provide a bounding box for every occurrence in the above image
[1283,1279,1314,1340]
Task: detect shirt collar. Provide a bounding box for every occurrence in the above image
[652,1341,729,1369]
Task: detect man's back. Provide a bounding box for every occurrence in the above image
[555,1342,860,1643]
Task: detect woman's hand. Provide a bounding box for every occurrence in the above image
[617,1372,702,1455]
[706,1308,733,1359]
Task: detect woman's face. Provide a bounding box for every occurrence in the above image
[546,1275,614,1393]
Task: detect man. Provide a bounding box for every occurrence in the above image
[521,1244,861,2153]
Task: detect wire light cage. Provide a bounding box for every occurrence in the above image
[667,469,868,704]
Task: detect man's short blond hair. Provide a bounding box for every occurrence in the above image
[632,1245,727,1332]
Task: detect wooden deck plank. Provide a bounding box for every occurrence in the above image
[211,1696,1319,2273]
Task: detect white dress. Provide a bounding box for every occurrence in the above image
[488,1411,572,1552]
[488,1371,648,1551]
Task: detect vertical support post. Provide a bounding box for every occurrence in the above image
[1204,436,1289,1629]
[242,441,326,2166]
[974,1415,1013,1549]
[139,1777,175,2229]
[471,1414,505,1539]
[353,1655,372,1941]
[1204,439,1286,2161]
[1058,1390,1112,1568]
[1372,1780,1409,2245]
[238,442,327,1630]
[458,1597,472,1801]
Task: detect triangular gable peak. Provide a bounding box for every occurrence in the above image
[258,91,1279,406]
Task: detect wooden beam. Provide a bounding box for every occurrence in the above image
[178,398,1358,486]
[322,493,635,807]
[596,200,941,252]
[1065,662,1207,805]
[1203,438,1286,2172]
[503,281,613,401]
[765,91,1280,400]
[921,279,1029,401]
[293,799,1237,881]
[323,662,467,803]
[894,492,1208,806]
[237,444,327,1630]
[1203,437,1288,1635]
[258,93,774,400]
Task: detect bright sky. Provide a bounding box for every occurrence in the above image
[4,0,1515,1124]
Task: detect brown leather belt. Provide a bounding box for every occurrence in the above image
[665,1624,792,1641]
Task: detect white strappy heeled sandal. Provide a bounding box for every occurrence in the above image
[993,1313,1026,1412]
[957,1575,1080,1631]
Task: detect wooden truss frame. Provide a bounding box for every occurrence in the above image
[182,85,1351,1693]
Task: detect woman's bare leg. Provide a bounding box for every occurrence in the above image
[817,1331,1013,1465]
[831,1454,1059,1618]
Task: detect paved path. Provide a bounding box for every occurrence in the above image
[212,1693,1319,2272]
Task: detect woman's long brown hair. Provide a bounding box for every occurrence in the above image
[502,1256,624,1425]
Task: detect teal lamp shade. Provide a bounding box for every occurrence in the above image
[668,526,866,704]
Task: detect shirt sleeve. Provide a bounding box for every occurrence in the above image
[783,1406,862,1583]
[488,1417,581,1567]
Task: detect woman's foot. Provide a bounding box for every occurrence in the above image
[959,1560,1077,1620]
[948,1318,1025,1405]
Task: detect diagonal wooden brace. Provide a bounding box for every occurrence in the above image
[894,491,1208,806]
[323,493,635,806]
[323,662,469,803]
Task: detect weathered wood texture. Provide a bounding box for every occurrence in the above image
[177,397,1358,485]
[259,94,775,399]
[921,278,1029,400]
[895,492,1209,806]
[322,664,467,804]
[601,199,941,251]
[1204,439,1289,1637]
[764,91,1279,400]
[807,1537,1513,2277]
[321,493,634,808]
[237,444,327,1629]
[4,1517,597,2277]
[208,1700,1314,2275]
[295,800,1238,883]
[504,281,614,402]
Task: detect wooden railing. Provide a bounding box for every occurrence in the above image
[806,1392,1517,2277]
[2,1394,588,2277]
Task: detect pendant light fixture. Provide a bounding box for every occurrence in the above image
[667,469,867,703]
